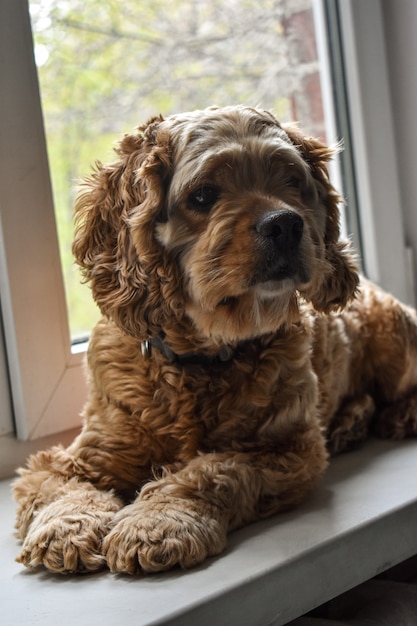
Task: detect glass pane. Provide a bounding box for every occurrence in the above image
[29,0,326,341]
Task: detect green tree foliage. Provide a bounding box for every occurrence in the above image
[29,0,315,338]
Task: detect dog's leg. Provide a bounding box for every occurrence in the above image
[360,292,417,442]
[375,389,417,440]
[103,423,328,574]
[327,394,376,455]
[13,446,123,573]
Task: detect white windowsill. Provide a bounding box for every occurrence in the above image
[2,438,417,626]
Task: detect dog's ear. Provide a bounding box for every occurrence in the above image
[282,123,359,312]
[72,116,184,339]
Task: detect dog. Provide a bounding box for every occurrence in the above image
[13,105,417,575]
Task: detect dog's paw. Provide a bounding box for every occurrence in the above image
[16,490,122,574]
[103,496,228,574]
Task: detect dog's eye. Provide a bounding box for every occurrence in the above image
[188,186,220,212]
[286,176,300,189]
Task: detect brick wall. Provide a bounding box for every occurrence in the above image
[282,1,326,140]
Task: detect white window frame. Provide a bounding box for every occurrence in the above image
[0,0,87,441]
[0,0,413,444]
[333,0,414,306]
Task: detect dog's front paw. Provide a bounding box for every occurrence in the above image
[17,490,122,574]
[103,496,228,574]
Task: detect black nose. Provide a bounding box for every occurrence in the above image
[255,210,304,249]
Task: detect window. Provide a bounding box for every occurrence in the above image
[0,0,412,444]
[0,0,87,440]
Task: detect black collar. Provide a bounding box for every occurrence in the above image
[141,334,235,366]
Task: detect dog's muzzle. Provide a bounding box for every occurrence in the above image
[255,209,304,249]
[253,209,308,288]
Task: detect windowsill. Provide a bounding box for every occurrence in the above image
[2,438,417,626]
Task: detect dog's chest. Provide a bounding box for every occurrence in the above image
[90,320,317,461]
[143,361,262,450]
[141,338,316,456]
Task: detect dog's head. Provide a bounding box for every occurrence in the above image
[73,105,358,345]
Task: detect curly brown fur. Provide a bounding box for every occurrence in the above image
[13,105,417,575]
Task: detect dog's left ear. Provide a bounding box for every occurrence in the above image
[282,123,359,312]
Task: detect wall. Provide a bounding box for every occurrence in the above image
[382,0,417,299]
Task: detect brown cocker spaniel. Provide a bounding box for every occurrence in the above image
[13,105,417,574]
